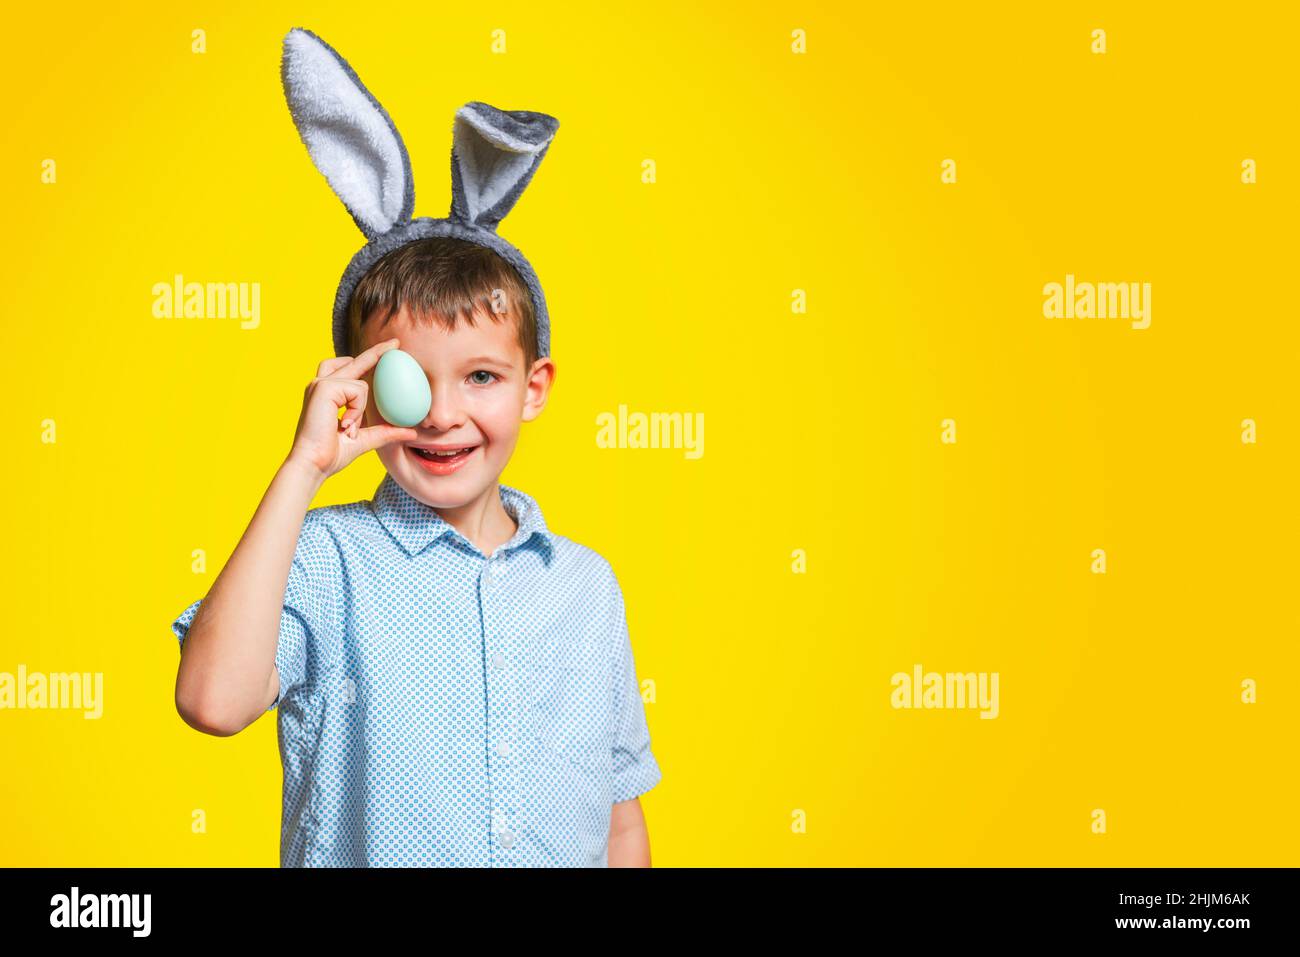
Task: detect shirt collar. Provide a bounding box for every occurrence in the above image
[370,473,555,563]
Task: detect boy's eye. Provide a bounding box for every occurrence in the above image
[469,370,497,385]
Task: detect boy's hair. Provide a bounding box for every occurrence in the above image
[346,236,538,370]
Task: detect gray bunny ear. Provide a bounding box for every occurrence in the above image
[450,102,559,231]
[281,27,415,239]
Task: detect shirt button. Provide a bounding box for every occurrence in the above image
[496,740,511,757]
[490,653,506,671]
[499,829,515,848]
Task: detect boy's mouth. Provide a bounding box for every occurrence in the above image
[406,443,480,475]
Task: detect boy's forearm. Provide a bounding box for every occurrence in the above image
[175,456,325,735]
[608,799,652,867]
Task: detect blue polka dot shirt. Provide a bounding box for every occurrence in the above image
[171,473,662,866]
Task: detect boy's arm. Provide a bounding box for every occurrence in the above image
[174,457,324,736]
[173,340,417,738]
[605,566,662,865]
[608,797,651,867]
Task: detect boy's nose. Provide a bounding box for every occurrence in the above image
[419,379,466,431]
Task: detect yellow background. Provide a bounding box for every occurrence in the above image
[3,2,1296,865]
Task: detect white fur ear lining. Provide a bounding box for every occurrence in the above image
[454,116,534,222]
[451,102,559,229]
[281,28,413,237]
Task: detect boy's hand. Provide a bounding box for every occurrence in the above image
[287,337,419,479]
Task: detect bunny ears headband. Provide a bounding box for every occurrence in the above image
[280,27,560,358]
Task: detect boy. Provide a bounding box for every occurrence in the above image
[169,236,662,866]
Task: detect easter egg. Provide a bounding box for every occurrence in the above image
[372,349,431,427]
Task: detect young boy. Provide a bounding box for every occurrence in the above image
[169,236,662,866]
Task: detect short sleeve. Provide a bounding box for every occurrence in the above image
[170,512,338,712]
[608,574,662,803]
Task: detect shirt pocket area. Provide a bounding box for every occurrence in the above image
[525,634,612,773]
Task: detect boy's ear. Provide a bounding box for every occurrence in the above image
[281,27,416,239]
[450,102,559,232]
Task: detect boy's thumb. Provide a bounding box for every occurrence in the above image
[358,425,418,453]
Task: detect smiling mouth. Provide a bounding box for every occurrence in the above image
[409,445,478,461]
[406,444,480,473]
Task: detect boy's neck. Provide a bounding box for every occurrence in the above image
[431,482,518,559]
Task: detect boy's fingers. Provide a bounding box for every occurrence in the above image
[316,356,354,378]
[335,337,401,381]
[329,379,369,430]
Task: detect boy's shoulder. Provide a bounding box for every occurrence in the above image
[507,487,618,585]
[302,497,372,528]
[296,497,372,539]
[283,497,385,565]
[543,529,620,588]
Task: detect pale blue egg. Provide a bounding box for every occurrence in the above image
[373,349,431,427]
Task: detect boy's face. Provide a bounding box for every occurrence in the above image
[357,302,554,510]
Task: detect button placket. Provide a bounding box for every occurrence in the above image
[481,554,520,852]
[491,806,517,851]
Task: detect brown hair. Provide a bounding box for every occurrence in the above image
[346,236,537,370]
